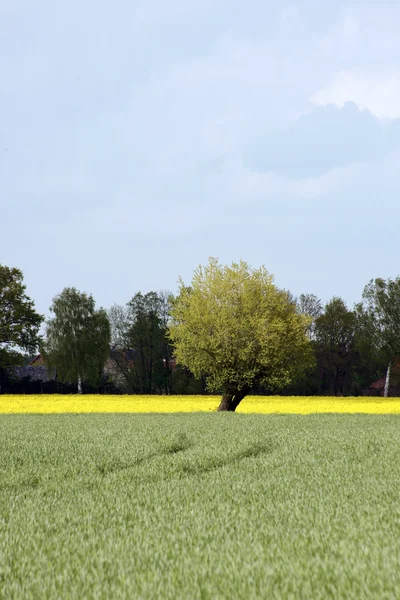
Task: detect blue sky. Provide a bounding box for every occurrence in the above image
[1,0,399,316]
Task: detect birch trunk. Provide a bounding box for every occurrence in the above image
[77,374,82,394]
[384,360,392,398]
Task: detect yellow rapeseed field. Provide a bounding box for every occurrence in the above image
[1,394,400,414]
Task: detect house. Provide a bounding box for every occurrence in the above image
[13,354,53,383]
[363,360,400,396]
[29,354,46,367]
[105,347,177,390]
[22,350,177,391]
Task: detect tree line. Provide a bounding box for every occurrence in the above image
[1,259,400,408]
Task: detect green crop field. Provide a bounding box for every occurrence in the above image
[1,413,400,599]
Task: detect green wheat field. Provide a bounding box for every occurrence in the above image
[1,413,400,599]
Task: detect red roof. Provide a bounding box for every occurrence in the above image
[367,361,400,390]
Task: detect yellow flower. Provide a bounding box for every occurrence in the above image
[1,395,400,414]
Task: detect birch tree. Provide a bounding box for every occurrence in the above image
[356,277,400,397]
[42,288,110,393]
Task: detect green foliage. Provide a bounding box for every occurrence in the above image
[41,287,110,389]
[109,291,173,393]
[171,365,206,395]
[296,293,323,340]
[2,414,400,598]
[168,258,313,404]
[128,292,167,393]
[356,277,400,364]
[314,297,358,395]
[0,264,43,370]
[355,278,400,395]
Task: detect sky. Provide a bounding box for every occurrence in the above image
[1,0,399,317]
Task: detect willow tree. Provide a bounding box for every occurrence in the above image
[42,287,110,393]
[168,258,313,411]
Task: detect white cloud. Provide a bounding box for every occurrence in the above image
[311,69,400,119]
[3,0,400,311]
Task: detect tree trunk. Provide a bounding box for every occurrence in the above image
[333,368,340,396]
[77,374,82,394]
[384,359,392,398]
[217,389,248,412]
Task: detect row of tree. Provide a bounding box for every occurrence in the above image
[1,260,400,408]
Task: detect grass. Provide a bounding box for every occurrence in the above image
[2,394,400,413]
[1,413,400,598]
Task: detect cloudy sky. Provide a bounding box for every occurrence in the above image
[1,0,399,316]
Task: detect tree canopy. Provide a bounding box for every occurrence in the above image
[297,293,323,340]
[109,291,173,394]
[42,287,110,393]
[168,258,314,411]
[4,262,400,398]
[314,297,358,396]
[0,265,43,379]
[356,277,400,397]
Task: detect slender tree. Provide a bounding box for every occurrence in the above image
[108,303,134,391]
[168,258,313,411]
[128,292,165,393]
[42,287,110,393]
[109,291,173,393]
[356,277,400,397]
[314,298,358,395]
[297,293,323,340]
[157,290,174,394]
